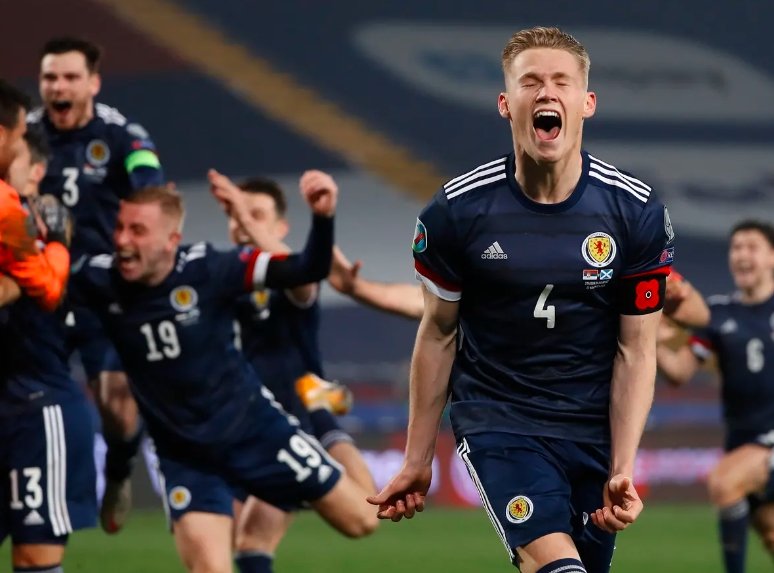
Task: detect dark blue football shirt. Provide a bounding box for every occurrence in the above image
[413,151,674,444]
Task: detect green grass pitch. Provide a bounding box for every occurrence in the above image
[0,505,768,571]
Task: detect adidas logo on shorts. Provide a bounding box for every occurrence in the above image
[481,241,508,259]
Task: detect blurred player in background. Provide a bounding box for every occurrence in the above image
[70,181,376,572]
[657,220,774,573]
[209,170,377,573]
[0,124,96,573]
[369,26,674,573]
[28,36,165,533]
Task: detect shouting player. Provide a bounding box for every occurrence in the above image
[657,220,774,573]
[70,177,376,572]
[369,27,674,573]
[29,36,165,532]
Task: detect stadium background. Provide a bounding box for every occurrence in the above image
[2,0,773,570]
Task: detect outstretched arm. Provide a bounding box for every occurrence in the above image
[328,247,424,320]
[663,271,710,329]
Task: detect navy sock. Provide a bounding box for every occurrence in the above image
[14,565,64,573]
[234,551,273,573]
[104,427,143,482]
[308,408,349,449]
[535,558,586,573]
[719,500,749,573]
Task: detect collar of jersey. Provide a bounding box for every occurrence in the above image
[505,150,590,214]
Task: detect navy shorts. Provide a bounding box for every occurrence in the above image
[155,420,342,522]
[0,399,97,544]
[457,432,616,572]
[66,305,123,380]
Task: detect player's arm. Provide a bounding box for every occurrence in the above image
[328,246,424,320]
[0,274,21,307]
[244,171,337,291]
[367,286,458,520]
[663,270,710,329]
[121,122,164,189]
[0,191,70,311]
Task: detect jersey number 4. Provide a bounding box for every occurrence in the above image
[533,284,556,329]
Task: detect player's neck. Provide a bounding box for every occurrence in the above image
[740,280,774,305]
[514,148,583,204]
[143,256,177,287]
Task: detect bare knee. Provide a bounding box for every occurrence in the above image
[707,468,739,507]
[339,509,379,539]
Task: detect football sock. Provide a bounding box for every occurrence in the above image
[104,426,143,482]
[535,557,586,573]
[14,565,64,573]
[719,500,749,573]
[235,550,273,573]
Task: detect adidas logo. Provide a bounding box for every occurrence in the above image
[481,241,508,260]
[23,509,45,526]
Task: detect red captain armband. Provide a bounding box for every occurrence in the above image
[616,268,670,315]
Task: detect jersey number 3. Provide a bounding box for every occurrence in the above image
[62,167,79,207]
[534,284,556,329]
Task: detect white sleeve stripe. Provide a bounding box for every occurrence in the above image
[252,251,273,289]
[415,271,461,302]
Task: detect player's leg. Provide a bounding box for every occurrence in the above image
[707,444,771,573]
[156,452,236,573]
[69,306,142,533]
[456,433,589,573]
[8,401,97,572]
[174,512,233,573]
[751,502,774,559]
[233,497,293,573]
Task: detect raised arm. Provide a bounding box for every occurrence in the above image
[366,286,458,520]
[328,246,424,320]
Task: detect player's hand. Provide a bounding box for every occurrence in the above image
[591,474,643,533]
[35,195,73,248]
[208,169,247,220]
[366,460,432,522]
[328,246,362,295]
[300,170,337,217]
[663,272,690,317]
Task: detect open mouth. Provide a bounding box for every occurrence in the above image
[117,252,140,266]
[533,110,562,141]
[51,100,73,112]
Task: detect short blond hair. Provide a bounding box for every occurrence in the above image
[501,26,590,84]
[125,186,185,231]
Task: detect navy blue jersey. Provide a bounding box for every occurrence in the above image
[70,218,333,451]
[236,287,323,395]
[690,293,774,447]
[414,151,674,444]
[28,103,164,260]
[0,297,83,415]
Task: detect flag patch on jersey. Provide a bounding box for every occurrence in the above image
[412,218,427,253]
[583,269,599,281]
[582,232,617,268]
[505,495,533,524]
[659,247,674,264]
